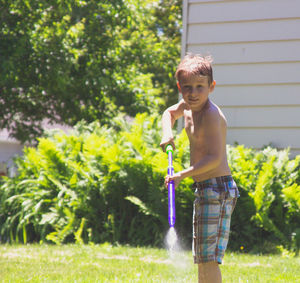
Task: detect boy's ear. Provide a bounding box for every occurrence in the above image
[209,80,216,92]
[177,81,182,93]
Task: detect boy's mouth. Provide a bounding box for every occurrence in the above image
[188,98,198,103]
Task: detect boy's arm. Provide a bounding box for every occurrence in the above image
[160,99,185,151]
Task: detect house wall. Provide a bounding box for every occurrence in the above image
[0,123,72,176]
[0,140,23,176]
[0,129,24,170]
[180,0,300,156]
[0,142,23,164]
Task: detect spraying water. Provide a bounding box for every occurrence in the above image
[165,227,189,269]
[166,227,178,251]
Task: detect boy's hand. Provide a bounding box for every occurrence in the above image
[160,138,175,152]
[164,172,182,189]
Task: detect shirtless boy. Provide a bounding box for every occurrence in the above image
[160,54,239,283]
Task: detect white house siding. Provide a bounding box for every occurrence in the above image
[0,141,23,164]
[0,123,71,175]
[0,129,23,176]
[180,0,300,156]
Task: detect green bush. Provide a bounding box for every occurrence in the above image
[1,114,300,253]
[228,145,300,253]
[0,113,192,246]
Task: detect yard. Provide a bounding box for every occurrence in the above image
[0,244,299,282]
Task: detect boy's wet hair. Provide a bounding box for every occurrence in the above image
[175,53,213,85]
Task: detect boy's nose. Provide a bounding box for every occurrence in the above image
[191,87,198,95]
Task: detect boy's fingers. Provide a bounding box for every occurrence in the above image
[161,145,168,152]
[160,143,166,152]
[160,141,175,152]
[170,141,175,150]
[164,175,169,187]
[164,175,174,188]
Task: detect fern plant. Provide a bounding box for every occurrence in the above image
[1,113,300,253]
[228,145,300,252]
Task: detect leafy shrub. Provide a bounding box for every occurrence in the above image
[228,145,300,253]
[0,113,192,246]
[1,114,300,253]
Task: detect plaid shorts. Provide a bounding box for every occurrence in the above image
[192,175,239,264]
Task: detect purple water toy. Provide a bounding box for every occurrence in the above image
[166,144,175,228]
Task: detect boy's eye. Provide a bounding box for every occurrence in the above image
[183,86,192,90]
[197,85,203,88]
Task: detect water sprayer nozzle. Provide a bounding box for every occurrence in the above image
[166,144,173,154]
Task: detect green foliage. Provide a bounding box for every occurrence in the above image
[0,0,181,142]
[0,114,175,246]
[1,115,300,253]
[228,145,300,253]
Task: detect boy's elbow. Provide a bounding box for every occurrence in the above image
[163,109,176,126]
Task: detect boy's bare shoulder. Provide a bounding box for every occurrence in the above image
[203,100,227,127]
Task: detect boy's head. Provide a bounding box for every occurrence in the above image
[175,53,213,86]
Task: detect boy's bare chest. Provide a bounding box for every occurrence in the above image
[184,112,204,140]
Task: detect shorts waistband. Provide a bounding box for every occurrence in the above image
[192,175,234,190]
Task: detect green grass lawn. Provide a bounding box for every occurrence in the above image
[0,244,299,282]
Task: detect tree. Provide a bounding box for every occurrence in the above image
[0,0,182,142]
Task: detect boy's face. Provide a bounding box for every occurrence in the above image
[178,74,215,111]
